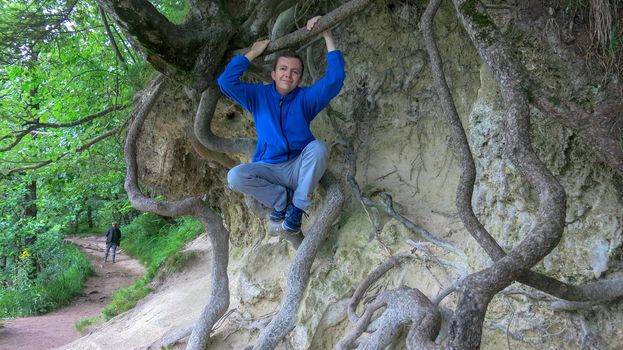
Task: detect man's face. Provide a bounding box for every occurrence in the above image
[271,56,303,96]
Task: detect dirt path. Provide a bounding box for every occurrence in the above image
[0,235,146,350]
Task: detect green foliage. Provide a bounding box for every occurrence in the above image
[0,0,148,317]
[101,214,204,318]
[153,0,190,24]
[0,0,142,232]
[0,240,92,318]
[102,280,153,319]
[0,0,202,323]
[121,213,204,269]
[459,0,493,29]
[75,315,103,333]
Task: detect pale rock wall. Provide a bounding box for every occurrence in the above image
[133,1,623,349]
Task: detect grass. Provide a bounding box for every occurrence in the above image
[75,315,103,333]
[0,243,92,318]
[102,281,153,319]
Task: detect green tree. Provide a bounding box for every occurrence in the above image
[0,0,142,317]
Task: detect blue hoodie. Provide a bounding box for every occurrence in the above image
[217,51,345,164]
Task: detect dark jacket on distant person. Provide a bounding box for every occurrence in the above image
[106,227,121,245]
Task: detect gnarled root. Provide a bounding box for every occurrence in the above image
[250,173,345,349]
[338,287,441,350]
[337,254,441,349]
[123,75,231,350]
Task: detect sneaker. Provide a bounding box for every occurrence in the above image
[269,188,292,222]
[282,204,305,233]
[269,208,287,222]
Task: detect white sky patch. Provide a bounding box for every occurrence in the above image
[64,20,77,32]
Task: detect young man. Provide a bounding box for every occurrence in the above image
[217,16,345,233]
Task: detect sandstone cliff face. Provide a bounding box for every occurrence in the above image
[135,1,622,348]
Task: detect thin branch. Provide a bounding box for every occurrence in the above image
[99,6,127,67]
[27,104,127,128]
[1,104,128,154]
[5,159,55,175]
[4,125,124,175]
[0,129,33,152]
[111,22,138,64]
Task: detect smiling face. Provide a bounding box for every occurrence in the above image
[271,56,303,95]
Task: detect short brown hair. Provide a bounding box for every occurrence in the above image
[273,51,304,77]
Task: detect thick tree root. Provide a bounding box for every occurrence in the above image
[123,75,231,350]
[194,85,256,157]
[419,1,623,348]
[337,254,442,350]
[250,173,344,349]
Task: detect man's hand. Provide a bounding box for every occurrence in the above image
[306,16,322,31]
[306,16,336,52]
[245,39,271,61]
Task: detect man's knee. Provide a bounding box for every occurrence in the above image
[227,166,245,191]
[306,140,329,162]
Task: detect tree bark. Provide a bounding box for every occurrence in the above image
[445,1,567,348]
[252,174,344,349]
[122,75,231,349]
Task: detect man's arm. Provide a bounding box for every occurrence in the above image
[301,16,345,119]
[307,16,337,52]
[217,41,270,112]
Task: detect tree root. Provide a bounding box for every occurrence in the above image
[123,75,231,350]
[325,103,463,258]
[337,253,442,350]
[232,0,378,58]
[438,1,566,348]
[194,85,256,157]
[189,136,237,169]
[250,173,344,349]
[427,0,623,318]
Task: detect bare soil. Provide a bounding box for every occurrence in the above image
[0,235,146,350]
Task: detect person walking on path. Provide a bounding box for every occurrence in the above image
[217,15,345,233]
[104,222,121,263]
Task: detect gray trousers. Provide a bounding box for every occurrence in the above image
[104,243,117,262]
[227,140,328,211]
